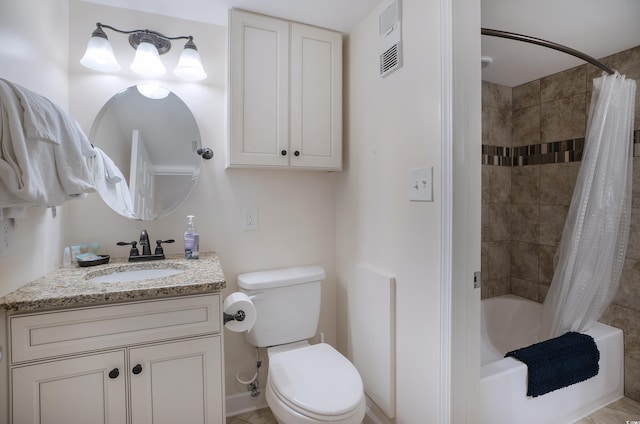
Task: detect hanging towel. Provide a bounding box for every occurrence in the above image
[0,79,96,216]
[505,331,600,397]
[87,147,136,219]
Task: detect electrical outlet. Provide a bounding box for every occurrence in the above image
[0,218,15,257]
[242,207,258,231]
[409,167,433,202]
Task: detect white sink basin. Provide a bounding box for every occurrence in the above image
[88,268,184,283]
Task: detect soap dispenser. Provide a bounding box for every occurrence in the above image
[184,215,200,259]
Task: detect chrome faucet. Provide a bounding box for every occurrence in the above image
[139,229,151,256]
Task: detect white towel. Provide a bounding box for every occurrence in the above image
[87,147,136,219]
[0,79,96,216]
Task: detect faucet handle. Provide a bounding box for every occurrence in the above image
[117,241,139,257]
[154,239,175,255]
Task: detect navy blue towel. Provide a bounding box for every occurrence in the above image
[505,331,600,397]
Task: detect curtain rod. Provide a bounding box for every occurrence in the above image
[481,28,615,75]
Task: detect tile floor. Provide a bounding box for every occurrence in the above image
[574,397,640,424]
[226,397,640,424]
[227,407,276,424]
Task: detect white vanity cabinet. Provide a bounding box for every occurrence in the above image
[8,294,224,424]
[227,9,343,170]
[12,351,127,423]
[129,336,222,424]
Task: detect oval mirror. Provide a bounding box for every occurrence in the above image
[89,85,201,220]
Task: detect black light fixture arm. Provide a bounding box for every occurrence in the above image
[92,22,198,54]
[95,22,193,42]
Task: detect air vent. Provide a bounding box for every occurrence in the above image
[378,0,402,78]
[380,44,400,76]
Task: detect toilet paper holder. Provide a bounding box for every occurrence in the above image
[223,292,256,332]
[224,310,246,325]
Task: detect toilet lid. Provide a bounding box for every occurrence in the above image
[268,343,363,419]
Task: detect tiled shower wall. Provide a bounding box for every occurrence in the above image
[481,45,640,400]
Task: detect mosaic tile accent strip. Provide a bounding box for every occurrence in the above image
[483,129,640,167]
[481,145,512,166]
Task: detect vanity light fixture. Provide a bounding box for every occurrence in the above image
[80,22,207,81]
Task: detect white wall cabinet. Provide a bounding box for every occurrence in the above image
[8,294,224,424]
[227,10,343,170]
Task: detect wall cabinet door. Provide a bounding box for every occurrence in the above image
[12,351,127,424]
[228,10,342,170]
[289,23,342,170]
[129,336,224,424]
[228,10,290,168]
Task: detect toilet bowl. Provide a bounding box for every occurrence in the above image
[266,342,365,424]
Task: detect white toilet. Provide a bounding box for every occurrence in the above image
[237,266,366,424]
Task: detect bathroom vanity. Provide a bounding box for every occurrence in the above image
[0,253,226,424]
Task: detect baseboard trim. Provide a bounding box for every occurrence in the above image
[225,391,268,418]
[363,407,384,424]
[363,397,394,424]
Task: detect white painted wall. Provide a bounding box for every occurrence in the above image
[336,0,445,422]
[0,0,69,297]
[0,3,70,421]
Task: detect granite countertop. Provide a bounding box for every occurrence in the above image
[0,252,226,312]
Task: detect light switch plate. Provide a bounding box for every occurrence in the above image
[409,167,433,202]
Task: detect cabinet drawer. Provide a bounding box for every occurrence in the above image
[10,294,220,363]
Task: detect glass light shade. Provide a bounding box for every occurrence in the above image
[130,41,166,77]
[136,84,170,100]
[174,48,207,81]
[80,36,121,72]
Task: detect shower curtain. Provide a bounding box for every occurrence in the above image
[540,72,637,339]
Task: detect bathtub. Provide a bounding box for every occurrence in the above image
[480,294,624,424]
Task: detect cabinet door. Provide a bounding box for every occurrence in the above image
[228,10,290,168]
[129,336,223,424]
[290,24,343,170]
[12,351,126,424]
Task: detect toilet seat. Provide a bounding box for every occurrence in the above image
[267,343,364,422]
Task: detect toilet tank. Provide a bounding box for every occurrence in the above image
[237,266,326,347]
